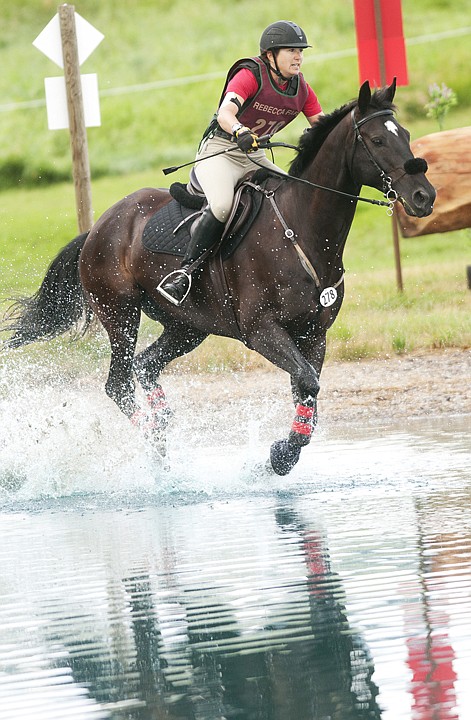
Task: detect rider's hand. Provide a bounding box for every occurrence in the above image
[235,126,259,153]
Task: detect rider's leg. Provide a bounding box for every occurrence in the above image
[157,140,238,305]
[157,207,225,305]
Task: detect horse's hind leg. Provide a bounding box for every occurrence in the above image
[133,322,208,428]
[95,297,169,454]
[134,322,208,387]
[99,299,141,418]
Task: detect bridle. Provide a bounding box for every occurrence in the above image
[350,108,400,215]
[250,105,417,215]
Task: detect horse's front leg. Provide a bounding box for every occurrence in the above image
[246,323,324,475]
[267,334,328,474]
[288,334,326,445]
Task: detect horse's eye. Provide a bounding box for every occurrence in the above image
[371,137,383,146]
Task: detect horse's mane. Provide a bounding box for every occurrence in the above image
[289,87,396,178]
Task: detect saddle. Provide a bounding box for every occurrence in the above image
[141,168,271,261]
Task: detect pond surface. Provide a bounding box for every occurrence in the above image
[0,368,470,719]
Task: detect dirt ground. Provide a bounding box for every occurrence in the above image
[167,349,471,426]
[312,348,471,423]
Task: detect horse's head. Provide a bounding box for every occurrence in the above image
[351,79,435,217]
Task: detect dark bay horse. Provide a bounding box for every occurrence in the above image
[2,81,435,475]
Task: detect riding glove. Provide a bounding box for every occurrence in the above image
[235,126,259,153]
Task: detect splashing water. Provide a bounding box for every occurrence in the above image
[1,352,470,511]
[1,354,471,720]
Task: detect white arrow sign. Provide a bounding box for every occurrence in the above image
[33,11,104,68]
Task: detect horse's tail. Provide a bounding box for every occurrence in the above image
[2,232,93,349]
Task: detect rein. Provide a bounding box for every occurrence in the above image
[256,107,403,214]
[254,146,392,210]
[163,109,402,212]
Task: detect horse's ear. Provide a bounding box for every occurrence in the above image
[358,81,371,114]
[384,76,397,102]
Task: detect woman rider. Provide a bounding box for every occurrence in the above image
[158,20,323,305]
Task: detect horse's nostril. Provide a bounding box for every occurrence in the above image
[413,189,429,207]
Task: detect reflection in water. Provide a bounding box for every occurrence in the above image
[405,497,462,720]
[118,508,382,720]
[0,418,470,719]
[407,634,457,720]
[273,508,381,719]
[34,508,382,719]
[1,486,470,719]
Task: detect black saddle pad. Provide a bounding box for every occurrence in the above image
[142,200,200,257]
[141,176,267,260]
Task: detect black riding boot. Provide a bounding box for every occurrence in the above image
[157,208,225,305]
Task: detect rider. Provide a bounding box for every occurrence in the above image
[157,20,323,305]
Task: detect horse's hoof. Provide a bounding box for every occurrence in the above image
[269,439,301,476]
[149,434,167,458]
[240,460,274,481]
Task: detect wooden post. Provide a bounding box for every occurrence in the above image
[373,0,404,292]
[373,0,387,87]
[391,209,404,292]
[59,3,93,233]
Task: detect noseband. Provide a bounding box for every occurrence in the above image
[351,108,428,215]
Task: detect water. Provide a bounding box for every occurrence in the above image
[1,358,470,719]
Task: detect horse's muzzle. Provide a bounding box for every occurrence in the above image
[406,187,435,217]
[400,157,436,217]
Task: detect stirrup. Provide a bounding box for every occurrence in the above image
[157,269,192,306]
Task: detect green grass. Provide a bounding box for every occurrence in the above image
[1,0,470,370]
[328,259,470,359]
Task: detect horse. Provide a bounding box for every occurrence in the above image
[2,80,435,475]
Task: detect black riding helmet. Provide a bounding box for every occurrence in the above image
[259,21,311,83]
[259,21,311,53]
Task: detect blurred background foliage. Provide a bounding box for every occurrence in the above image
[0,0,470,189]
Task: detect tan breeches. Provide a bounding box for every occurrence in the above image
[194,136,286,222]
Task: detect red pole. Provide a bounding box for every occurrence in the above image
[373,0,387,85]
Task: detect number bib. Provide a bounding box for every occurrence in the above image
[319,286,338,308]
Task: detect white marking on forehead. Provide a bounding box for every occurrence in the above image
[385,119,398,136]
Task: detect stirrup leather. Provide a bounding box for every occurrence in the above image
[157,269,192,306]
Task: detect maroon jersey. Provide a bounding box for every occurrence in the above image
[222,56,310,136]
